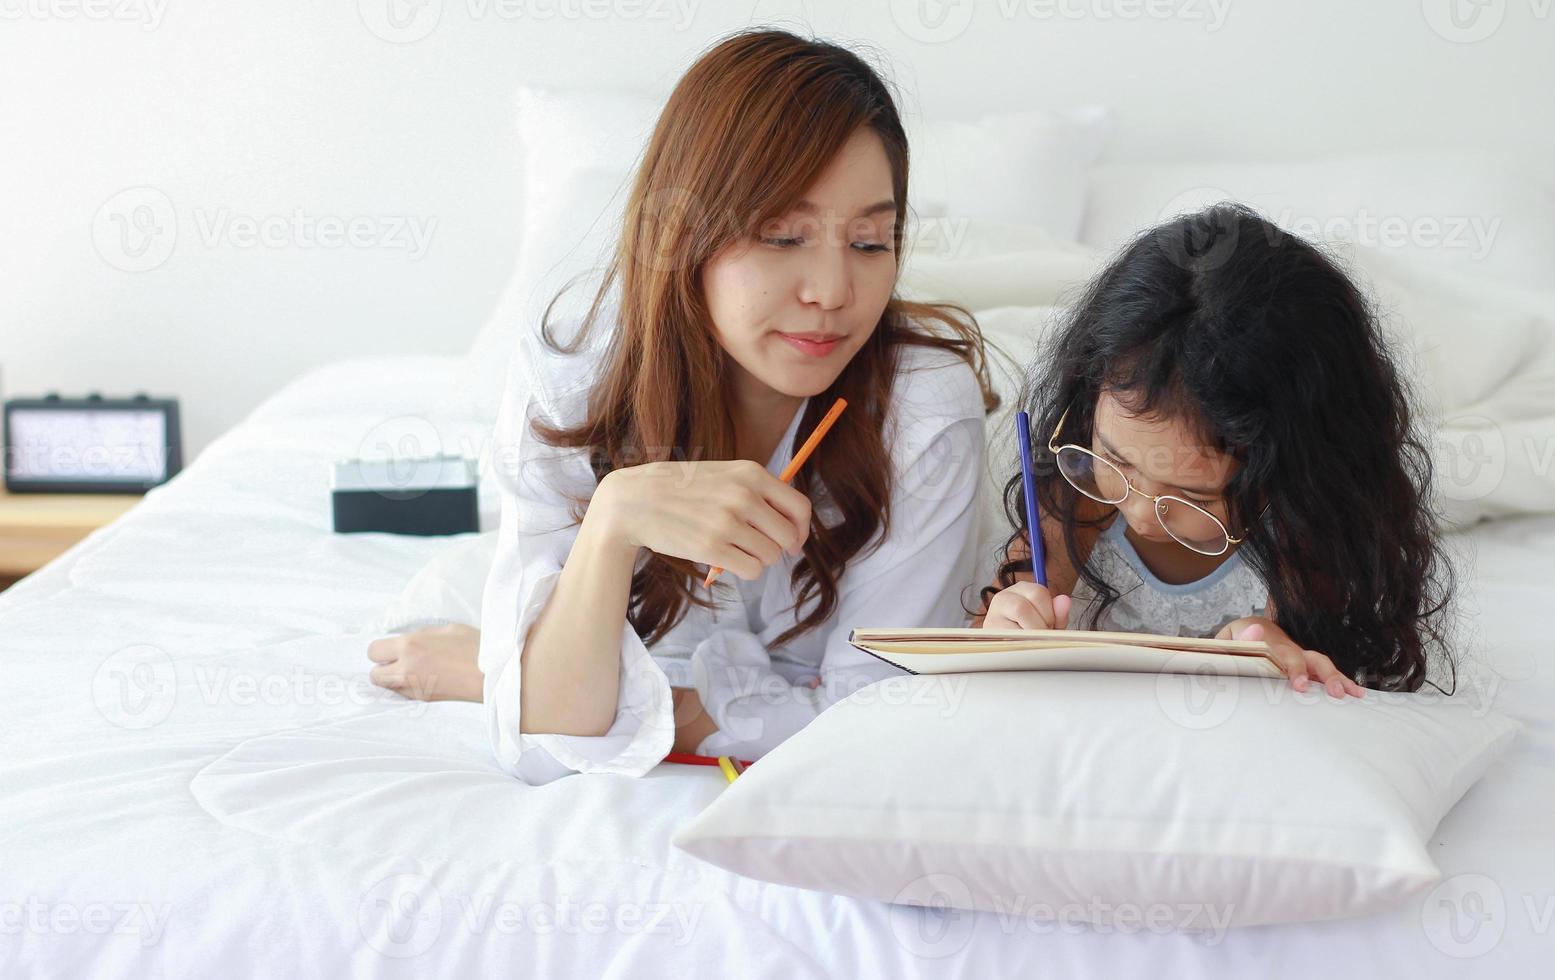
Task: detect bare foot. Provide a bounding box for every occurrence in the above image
[368,623,484,702]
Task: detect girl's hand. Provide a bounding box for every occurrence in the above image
[981,582,1073,631]
[1215,617,1366,698]
[597,460,812,582]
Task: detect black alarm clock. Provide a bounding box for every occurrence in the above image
[3,393,182,494]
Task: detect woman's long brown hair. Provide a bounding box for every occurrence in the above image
[534,29,997,649]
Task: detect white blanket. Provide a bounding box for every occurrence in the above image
[2,353,1551,978]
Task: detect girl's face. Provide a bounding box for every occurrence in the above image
[1090,391,1242,543]
[701,127,899,401]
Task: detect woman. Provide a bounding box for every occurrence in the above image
[368,29,998,783]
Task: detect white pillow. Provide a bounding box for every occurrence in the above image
[1347,248,1554,417]
[899,220,1101,313]
[1080,152,1555,294]
[1352,253,1555,528]
[463,86,661,420]
[906,106,1111,240]
[462,87,1112,420]
[674,670,1517,928]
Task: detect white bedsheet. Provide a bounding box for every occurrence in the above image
[1,356,1551,978]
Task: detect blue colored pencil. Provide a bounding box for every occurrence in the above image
[1015,411,1048,587]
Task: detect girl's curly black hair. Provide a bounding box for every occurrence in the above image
[983,203,1455,694]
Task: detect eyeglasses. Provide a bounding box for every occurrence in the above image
[1047,406,1258,557]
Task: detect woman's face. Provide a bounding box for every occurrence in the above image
[701,127,899,400]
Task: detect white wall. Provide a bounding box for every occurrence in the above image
[2,0,1551,456]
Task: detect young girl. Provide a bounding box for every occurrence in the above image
[370,30,997,782]
[976,204,1454,697]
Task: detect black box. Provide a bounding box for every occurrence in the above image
[331,455,479,536]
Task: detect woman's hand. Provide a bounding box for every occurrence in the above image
[671,686,720,754]
[980,582,1072,631]
[368,623,484,702]
[1215,616,1366,698]
[597,460,812,582]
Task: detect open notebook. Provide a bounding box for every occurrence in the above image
[847,627,1283,679]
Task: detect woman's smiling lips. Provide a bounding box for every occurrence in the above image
[777,331,844,357]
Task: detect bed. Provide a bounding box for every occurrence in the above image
[1,350,1550,978]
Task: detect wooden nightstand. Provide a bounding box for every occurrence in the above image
[0,487,141,589]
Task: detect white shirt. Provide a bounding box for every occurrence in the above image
[477,320,986,784]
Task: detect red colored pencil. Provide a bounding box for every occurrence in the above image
[663,751,755,768]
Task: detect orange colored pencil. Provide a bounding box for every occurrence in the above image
[703,396,848,588]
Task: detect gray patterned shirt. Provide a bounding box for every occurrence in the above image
[1066,518,1270,638]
